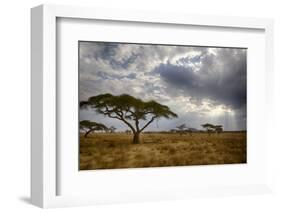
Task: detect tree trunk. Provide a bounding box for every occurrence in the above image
[132,132,140,144]
[84,129,93,138]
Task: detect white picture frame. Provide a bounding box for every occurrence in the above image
[31,4,274,208]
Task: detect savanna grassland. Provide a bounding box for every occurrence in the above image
[79,132,246,170]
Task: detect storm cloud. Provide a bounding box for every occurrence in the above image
[79,42,247,131]
[154,48,247,110]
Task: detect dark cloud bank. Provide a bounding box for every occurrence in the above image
[153,48,246,110]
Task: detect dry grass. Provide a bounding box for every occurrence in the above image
[79,132,246,170]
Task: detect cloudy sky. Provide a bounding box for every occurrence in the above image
[79,41,247,131]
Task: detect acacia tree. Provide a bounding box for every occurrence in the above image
[80,94,178,144]
[125,129,132,134]
[201,123,223,135]
[108,126,116,133]
[176,124,187,135]
[187,128,194,136]
[201,123,215,136]
[214,125,223,133]
[79,120,108,138]
[170,129,177,133]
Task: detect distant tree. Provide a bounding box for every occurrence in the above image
[214,125,223,133]
[80,94,177,144]
[108,126,116,133]
[176,124,187,135]
[79,120,108,138]
[201,123,223,135]
[188,128,199,136]
[201,123,215,136]
[170,129,177,133]
[187,128,193,136]
[125,129,132,134]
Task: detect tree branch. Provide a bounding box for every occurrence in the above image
[106,113,121,120]
[135,119,140,132]
[139,116,157,132]
[121,117,136,133]
[101,105,136,133]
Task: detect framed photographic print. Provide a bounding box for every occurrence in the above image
[31,4,274,208]
[78,41,247,170]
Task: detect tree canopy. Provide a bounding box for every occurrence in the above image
[80,94,178,143]
[79,120,108,137]
[201,123,223,134]
[201,123,215,131]
[214,125,223,133]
